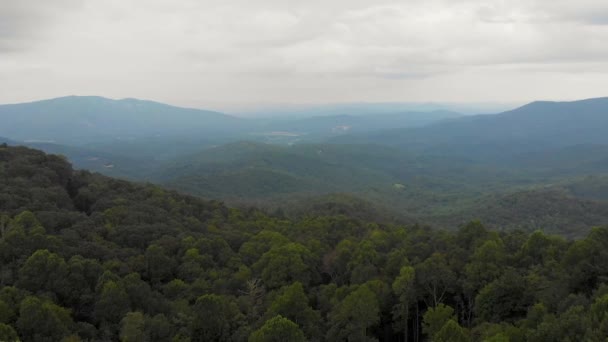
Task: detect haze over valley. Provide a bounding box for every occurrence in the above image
[2,95,608,239]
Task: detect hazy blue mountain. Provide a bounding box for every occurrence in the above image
[558,175,608,201]
[503,144,608,174]
[235,102,505,117]
[24,142,158,179]
[334,97,608,159]
[0,96,245,144]
[255,110,462,141]
[1,137,157,179]
[0,136,15,144]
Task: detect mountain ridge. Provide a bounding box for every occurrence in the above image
[0,95,244,144]
[332,96,608,157]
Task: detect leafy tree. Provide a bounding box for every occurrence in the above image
[17,249,68,297]
[146,314,173,342]
[433,319,468,342]
[474,270,533,323]
[253,243,316,289]
[416,253,455,307]
[0,300,13,324]
[145,245,176,284]
[422,304,455,340]
[120,311,145,342]
[264,282,321,339]
[239,230,290,265]
[0,323,18,342]
[94,281,130,325]
[191,294,244,342]
[249,315,306,342]
[392,266,416,342]
[327,285,380,341]
[16,296,74,342]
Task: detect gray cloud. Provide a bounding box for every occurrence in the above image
[1,0,608,109]
[0,1,81,52]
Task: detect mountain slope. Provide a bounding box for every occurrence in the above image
[5,146,608,341]
[0,96,244,144]
[257,110,462,141]
[334,97,608,158]
[156,142,405,199]
[438,188,608,238]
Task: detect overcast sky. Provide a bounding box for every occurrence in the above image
[2,0,608,111]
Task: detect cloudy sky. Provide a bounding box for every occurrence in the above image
[2,0,608,110]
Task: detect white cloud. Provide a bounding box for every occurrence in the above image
[1,0,608,109]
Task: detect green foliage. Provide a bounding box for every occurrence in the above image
[433,319,468,342]
[191,294,245,342]
[264,282,321,339]
[94,281,130,325]
[2,146,608,341]
[0,323,19,342]
[416,253,455,307]
[253,243,316,289]
[392,266,416,341]
[119,312,145,342]
[17,249,68,297]
[422,304,456,339]
[248,315,306,342]
[16,296,74,342]
[327,285,380,341]
[474,270,534,323]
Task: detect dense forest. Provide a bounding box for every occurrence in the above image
[3,144,608,341]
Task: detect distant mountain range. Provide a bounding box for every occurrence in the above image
[0,95,467,150]
[334,97,608,159]
[3,95,608,236]
[258,110,462,140]
[0,96,244,144]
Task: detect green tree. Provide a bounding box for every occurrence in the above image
[17,249,68,296]
[0,323,18,342]
[94,280,130,325]
[145,245,176,284]
[327,285,380,342]
[249,315,306,342]
[416,253,455,307]
[120,311,145,342]
[0,300,13,324]
[264,282,321,339]
[253,243,316,289]
[191,294,244,342]
[422,304,455,340]
[146,314,173,342]
[433,319,468,342]
[239,230,290,265]
[10,211,42,232]
[392,266,415,342]
[474,270,533,323]
[16,296,74,342]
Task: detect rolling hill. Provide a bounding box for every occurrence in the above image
[256,110,462,142]
[149,136,608,236]
[4,144,608,341]
[334,97,608,160]
[0,96,245,144]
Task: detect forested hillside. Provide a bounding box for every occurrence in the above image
[0,96,244,145]
[2,144,608,341]
[153,141,608,237]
